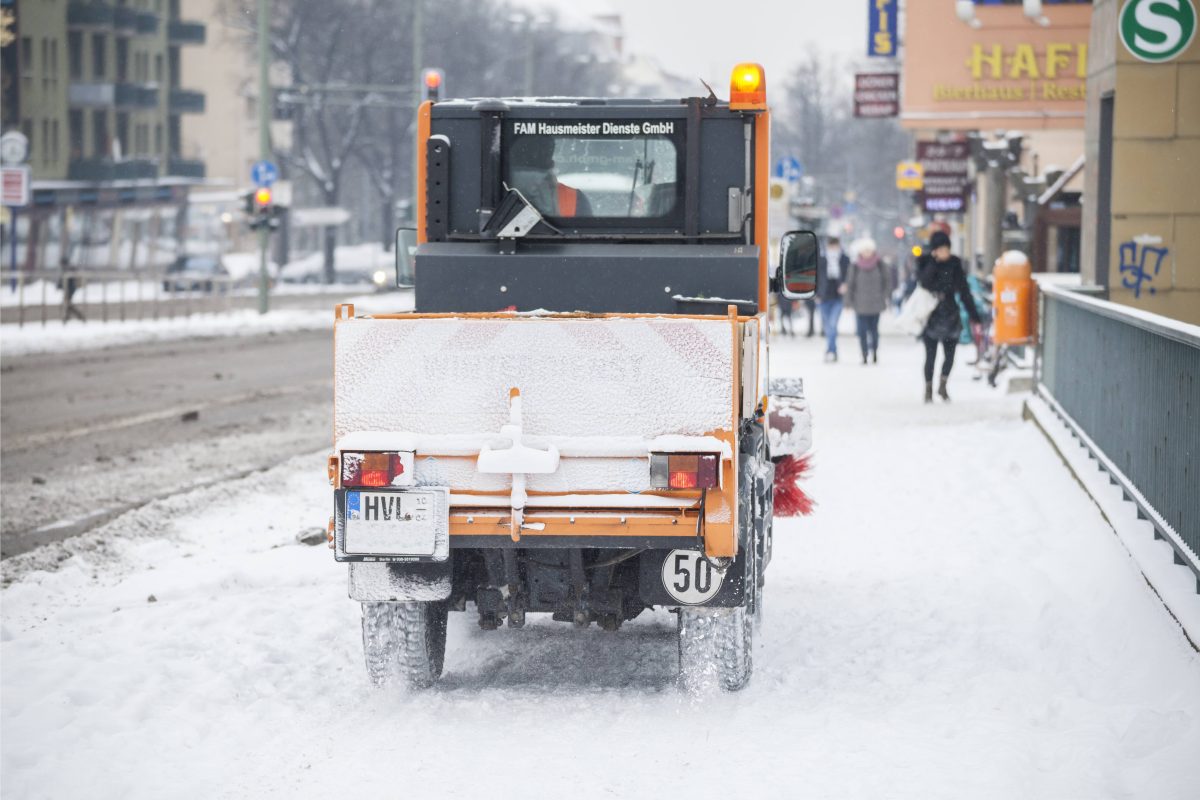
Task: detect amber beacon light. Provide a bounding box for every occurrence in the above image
[729,62,766,109]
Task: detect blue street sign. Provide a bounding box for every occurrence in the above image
[773,156,803,183]
[868,0,899,57]
[251,160,279,187]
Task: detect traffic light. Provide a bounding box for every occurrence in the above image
[244,187,280,231]
[421,68,444,103]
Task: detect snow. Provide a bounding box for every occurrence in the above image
[3,328,1200,799]
[0,292,408,358]
[334,316,734,442]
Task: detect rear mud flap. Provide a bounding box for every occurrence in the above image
[637,548,747,608]
[348,560,453,603]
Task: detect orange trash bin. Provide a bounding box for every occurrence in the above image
[993,251,1035,345]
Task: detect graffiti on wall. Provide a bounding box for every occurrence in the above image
[1119,235,1170,299]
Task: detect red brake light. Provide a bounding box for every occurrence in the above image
[341,451,412,488]
[650,453,720,489]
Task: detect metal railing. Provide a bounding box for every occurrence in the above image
[1,270,238,327]
[1036,283,1199,586]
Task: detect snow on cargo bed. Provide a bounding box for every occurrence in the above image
[335,315,734,443]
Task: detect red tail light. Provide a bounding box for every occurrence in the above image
[341,451,413,488]
[650,453,720,490]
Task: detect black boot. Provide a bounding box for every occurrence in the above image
[938,376,950,402]
[872,349,877,364]
[924,382,933,404]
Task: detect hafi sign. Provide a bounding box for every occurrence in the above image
[1120,0,1197,63]
[896,161,924,191]
[899,1,1091,130]
[854,72,899,117]
[868,0,898,57]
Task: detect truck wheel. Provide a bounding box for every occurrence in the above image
[361,601,449,689]
[361,602,399,687]
[395,601,449,689]
[678,604,753,692]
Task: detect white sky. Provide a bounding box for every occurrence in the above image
[524,0,872,89]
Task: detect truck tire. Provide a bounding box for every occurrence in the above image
[677,542,756,692]
[361,602,399,687]
[361,601,449,689]
[678,604,753,692]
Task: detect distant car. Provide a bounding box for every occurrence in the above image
[163,255,230,293]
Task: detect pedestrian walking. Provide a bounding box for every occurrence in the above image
[777,293,796,336]
[58,254,86,324]
[816,235,849,361]
[917,231,980,402]
[845,238,893,364]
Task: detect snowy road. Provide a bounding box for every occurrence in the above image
[1,330,332,558]
[3,328,1199,799]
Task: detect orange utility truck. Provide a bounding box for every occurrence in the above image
[329,64,818,691]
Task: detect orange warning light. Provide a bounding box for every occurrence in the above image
[254,187,272,207]
[729,62,766,109]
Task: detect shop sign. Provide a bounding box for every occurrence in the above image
[917,141,969,214]
[854,72,899,118]
[868,0,899,57]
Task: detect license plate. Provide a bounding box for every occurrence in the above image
[344,490,441,557]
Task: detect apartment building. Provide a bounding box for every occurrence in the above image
[1,0,208,271]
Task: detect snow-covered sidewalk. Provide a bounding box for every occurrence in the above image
[2,329,1198,799]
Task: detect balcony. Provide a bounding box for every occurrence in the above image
[67,1,114,28]
[113,5,137,31]
[68,82,114,107]
[134,11,159,35]
[167,20,206,45]
[167,158,206,179]
[68,158,159,182]
[114,83,159,109]
[168,88,205,114]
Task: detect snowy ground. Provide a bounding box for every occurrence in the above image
[2,326,1198,799]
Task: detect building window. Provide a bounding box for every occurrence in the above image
[155,54,163,84]
[116,112,130,157]
[41,119,49,165]
[52,120,60,163]
[41,39,49,90]
[155,124,163,155]
[116,38,129,83]
[69,32,83,79]
[20,36,31,71]
[92,34,106,79]
[93,110,109,158]
[69,110,84,159]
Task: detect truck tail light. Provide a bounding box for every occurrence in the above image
[649,453,719,490]
[341,451,413,488]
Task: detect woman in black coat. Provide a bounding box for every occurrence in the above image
[917,231,980,403]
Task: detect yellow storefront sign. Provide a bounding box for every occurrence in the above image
[896,161,924,191]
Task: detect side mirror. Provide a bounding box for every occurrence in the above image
[777,230,819,300]
[395,228,417,288]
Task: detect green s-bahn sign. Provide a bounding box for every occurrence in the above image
[1120,0,1197,63]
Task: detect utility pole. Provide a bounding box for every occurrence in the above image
[257,0,271,314]
[412,0,423,214]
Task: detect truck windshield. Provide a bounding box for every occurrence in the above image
[505,123,680,220]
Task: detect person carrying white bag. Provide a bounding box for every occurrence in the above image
[909,231,982,403]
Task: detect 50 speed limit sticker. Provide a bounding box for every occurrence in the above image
[661,549,725,604]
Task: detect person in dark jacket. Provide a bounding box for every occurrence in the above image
[816,236,850,361]
[918,231,980,402]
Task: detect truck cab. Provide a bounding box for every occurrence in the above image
[330,64,817,691]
